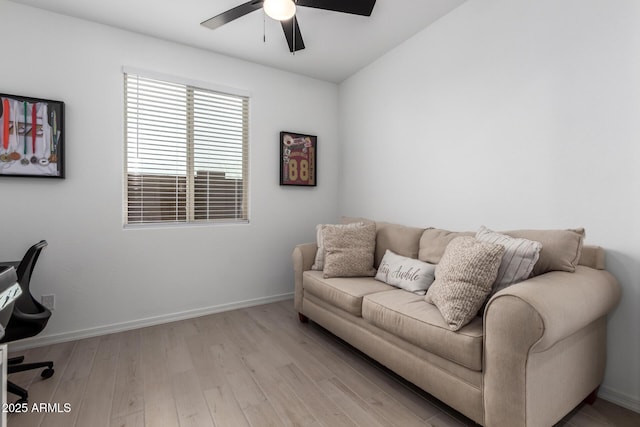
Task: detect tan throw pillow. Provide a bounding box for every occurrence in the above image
[476,226,542,295]
[425,237,504,331]
[343,218,426,268]
[504,228,585,276]
[311,222,364,271]
[323,222,377,278]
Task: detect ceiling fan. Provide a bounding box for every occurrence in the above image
[201,0,377,53]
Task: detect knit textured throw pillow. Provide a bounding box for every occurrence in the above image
[322,222,377,278]
[311,222,365,270]
[425,236,504,331]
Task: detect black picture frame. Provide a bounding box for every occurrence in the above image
[279,131,317,186]
[0,93,64,178]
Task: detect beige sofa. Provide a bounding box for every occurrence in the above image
[292,221,621,427]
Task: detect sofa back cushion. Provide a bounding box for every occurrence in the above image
[341,217,425,267]
[418,229,475,264]
[374,222,427,267]
[504,228,585,276]
[419,227,586,277]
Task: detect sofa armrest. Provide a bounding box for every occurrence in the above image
[486,266,620,353]
[483,266,620,426]
[292,242,317,312]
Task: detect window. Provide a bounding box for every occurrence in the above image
[124,71,249,226]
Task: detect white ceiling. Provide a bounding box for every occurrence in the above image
[8,0,466,83]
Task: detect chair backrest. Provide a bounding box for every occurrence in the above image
[0,267,20,331]
[14,240,48,314]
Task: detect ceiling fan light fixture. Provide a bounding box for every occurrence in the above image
[264,0,296,21]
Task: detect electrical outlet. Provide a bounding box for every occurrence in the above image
[41,294,55,311]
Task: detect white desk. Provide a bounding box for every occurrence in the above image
[0,343,6,427]
[0,268,22,427]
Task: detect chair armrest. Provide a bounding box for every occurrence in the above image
[483,266,620,426]
[0,261,20,269]
[292,242,317,312]
[12,307,51,322]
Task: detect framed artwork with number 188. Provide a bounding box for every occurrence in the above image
[279,131,316,186]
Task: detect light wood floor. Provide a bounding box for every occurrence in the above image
[6,300,640,427]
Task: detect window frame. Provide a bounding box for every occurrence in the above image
[122,67,250,228]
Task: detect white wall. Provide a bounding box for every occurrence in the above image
[0,1,339,341]
[339,0,640,412]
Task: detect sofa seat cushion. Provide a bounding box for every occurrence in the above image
[362,289,484,371]
[303,270,395,317]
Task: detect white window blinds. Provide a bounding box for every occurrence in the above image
[124,72,249,226]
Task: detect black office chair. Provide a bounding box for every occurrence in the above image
[0,240,54,404]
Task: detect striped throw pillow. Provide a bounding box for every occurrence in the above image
[476,226,542,296]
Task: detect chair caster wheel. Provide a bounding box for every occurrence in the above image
[41,368,54,379]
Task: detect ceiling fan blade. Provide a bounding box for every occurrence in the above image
[281,17,305,52]
[296,0,376,16]
[201,0,264,30]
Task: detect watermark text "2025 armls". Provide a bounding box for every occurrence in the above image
[3,402,72,413]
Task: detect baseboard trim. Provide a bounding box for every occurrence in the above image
[600,385,640,413]
[8,292,294,352]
